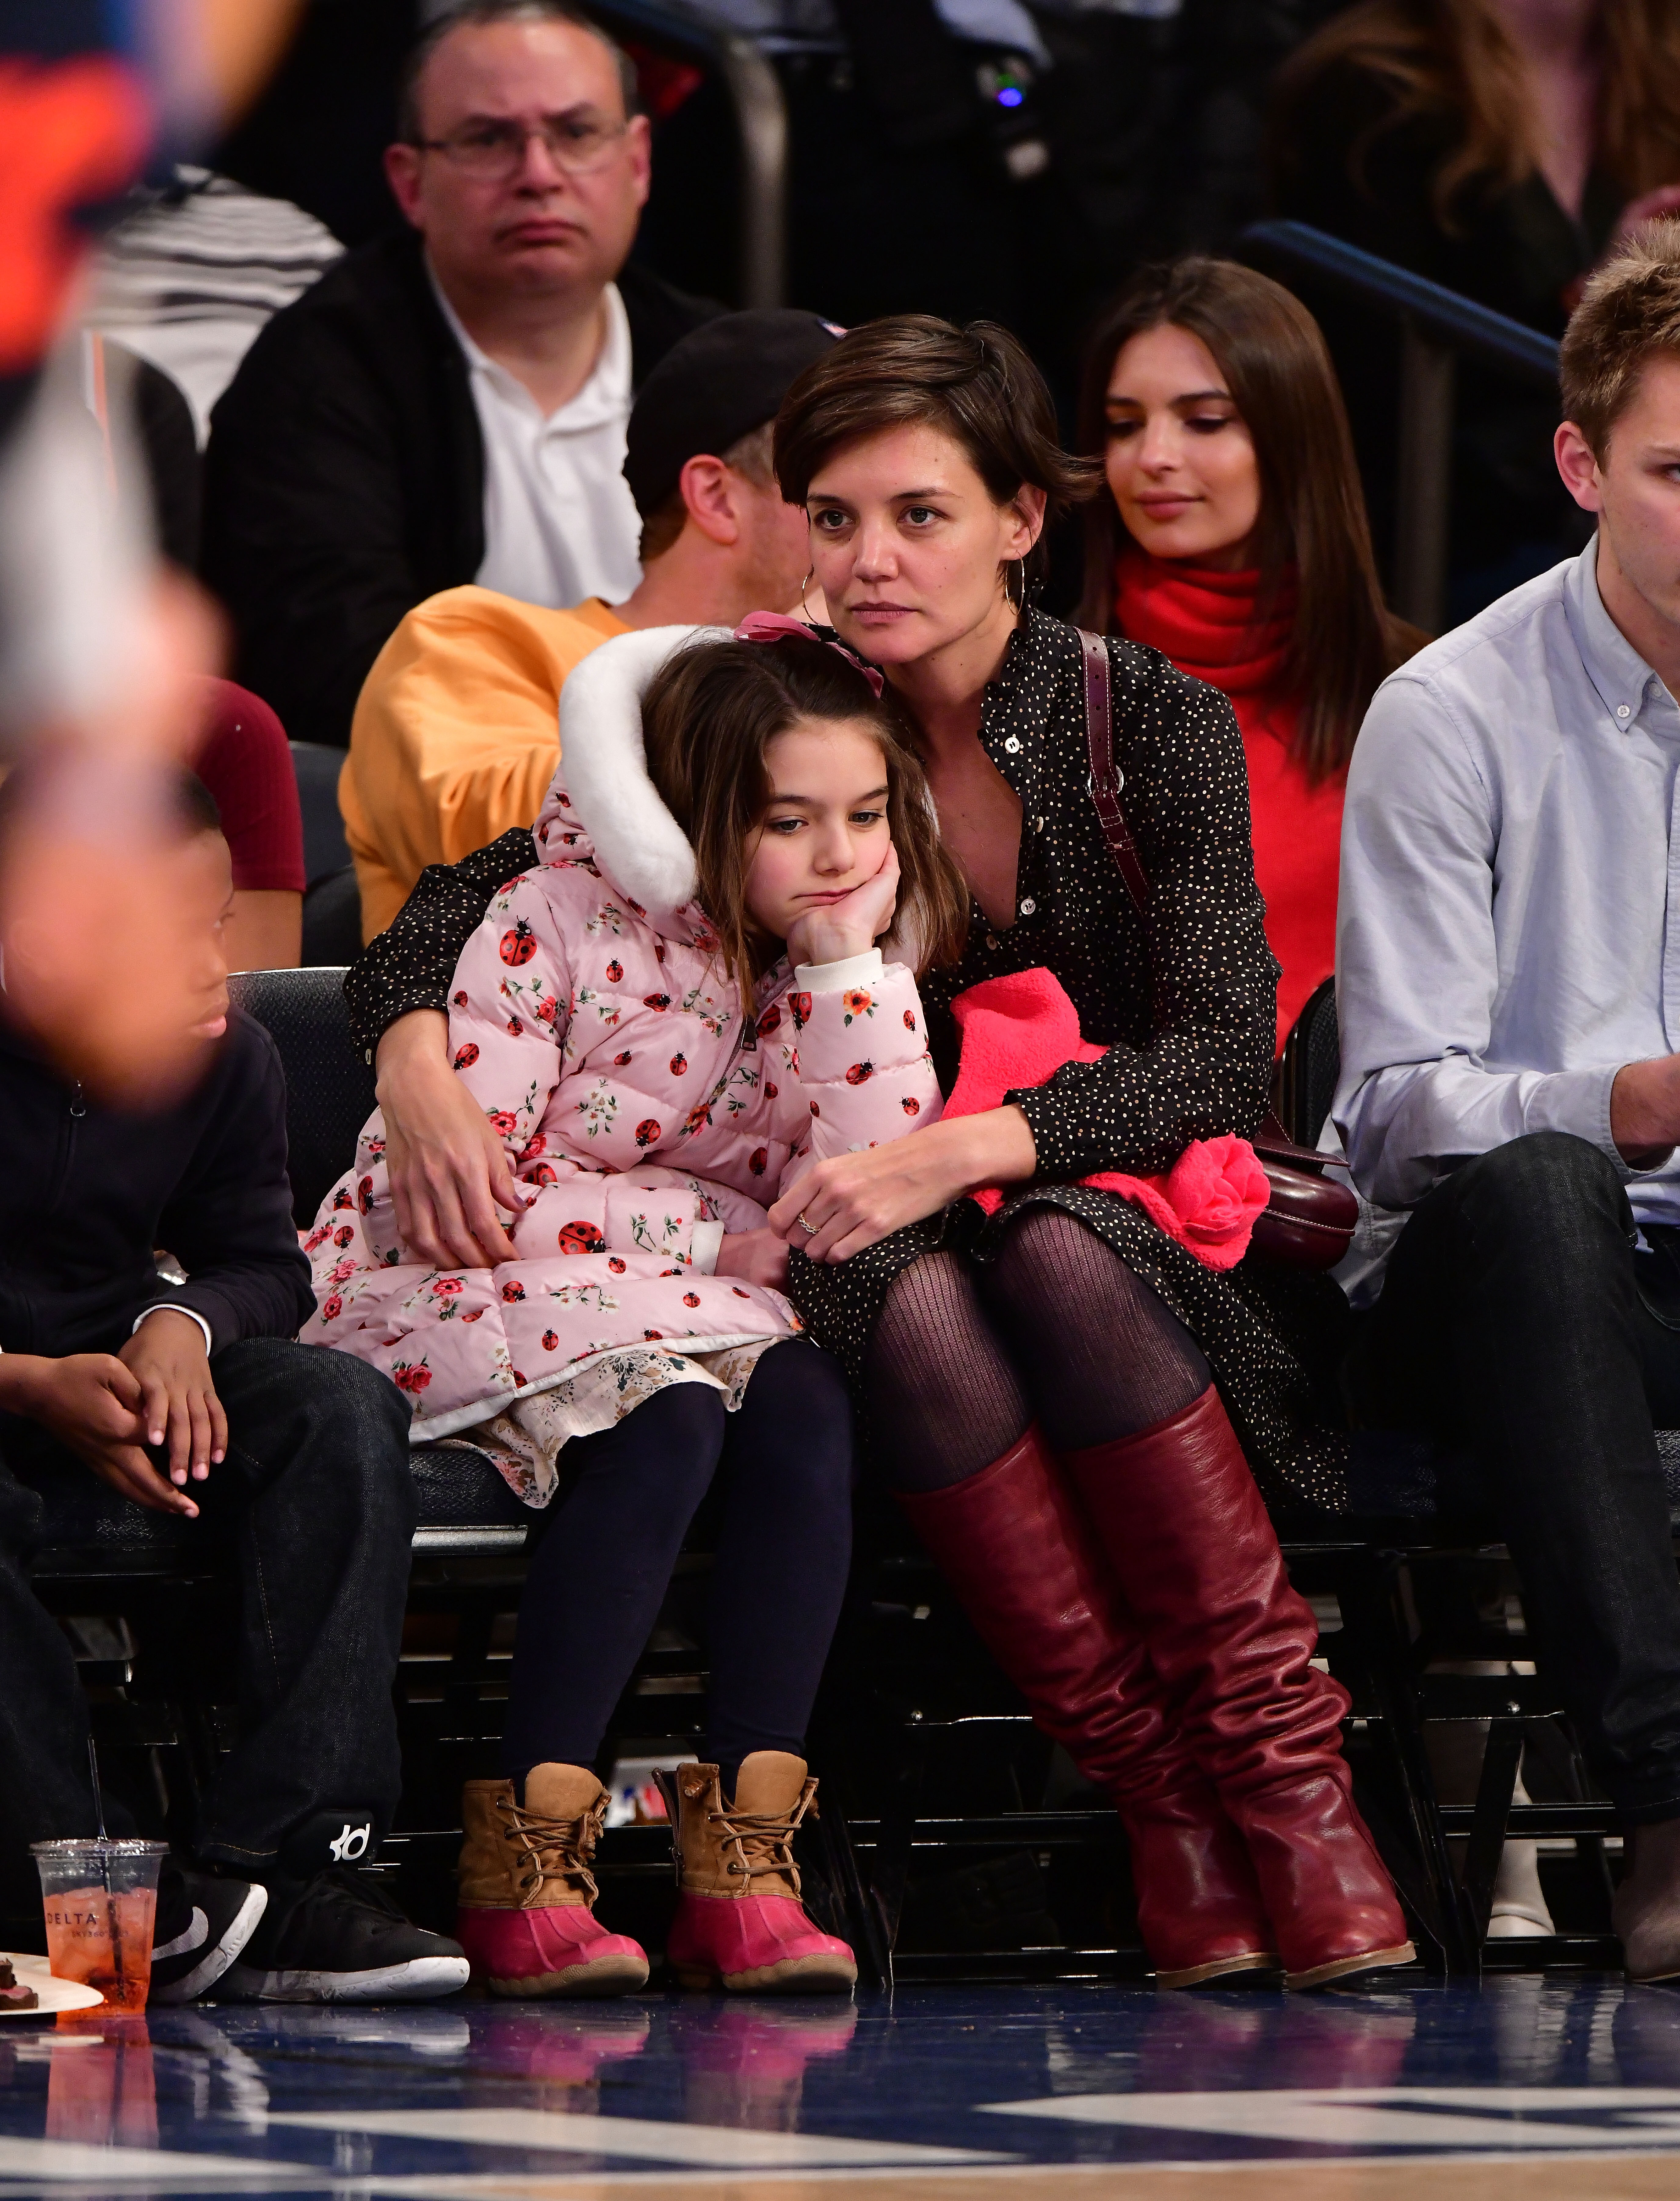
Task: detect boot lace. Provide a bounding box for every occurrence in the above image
[494,1790,609,1909]
[709,1777,819,1896]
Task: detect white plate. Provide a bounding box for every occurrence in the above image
[0,1954,104,2017]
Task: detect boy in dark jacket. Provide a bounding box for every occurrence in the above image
[0,774,465,2004]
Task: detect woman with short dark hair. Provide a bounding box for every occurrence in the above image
[340,311,1413,1993]
[1075,258,1422,1046]
[768,313,1411,1992]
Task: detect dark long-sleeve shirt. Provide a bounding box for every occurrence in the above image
[345,826,538,1065]
[1273,56,1622,336]
[0,1007,313,1359]
[916,610,1277,1179]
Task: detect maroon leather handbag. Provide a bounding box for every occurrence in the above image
[1076,628,1357,1273]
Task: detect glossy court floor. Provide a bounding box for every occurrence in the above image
[14,1979,1680,2201]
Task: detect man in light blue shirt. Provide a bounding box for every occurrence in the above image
[1335,220,1680,1982]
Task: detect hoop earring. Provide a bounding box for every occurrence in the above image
[1004,559,1026,614]
[799,568,816,621]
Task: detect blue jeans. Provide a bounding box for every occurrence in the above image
[1348,1130,1680,1822]
[0,1339,415,1878]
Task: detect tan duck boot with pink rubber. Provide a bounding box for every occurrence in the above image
[454,1764,649,1996]
[655,1754,857,1993]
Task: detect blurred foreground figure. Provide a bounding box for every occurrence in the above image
[0,0,299,1103]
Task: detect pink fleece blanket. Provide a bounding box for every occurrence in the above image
[945,968,1269,1271]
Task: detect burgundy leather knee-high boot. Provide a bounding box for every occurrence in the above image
[1062,1387,1413,1990]
[897,1425,1275,1987]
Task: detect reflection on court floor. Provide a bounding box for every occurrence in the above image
[3,1981,1680,2199]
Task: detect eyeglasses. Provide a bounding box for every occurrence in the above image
[412,115,629,179]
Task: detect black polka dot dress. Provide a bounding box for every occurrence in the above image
[344,608,1350,1512]
[788,609,1351,1513]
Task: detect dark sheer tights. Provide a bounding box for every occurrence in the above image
[981,1209,1211,1448]
[868,1209,1211,1492]
[866,1250,1030,1487]
[501,1341,855,1796]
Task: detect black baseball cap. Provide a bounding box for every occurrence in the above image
[623,308,842,519]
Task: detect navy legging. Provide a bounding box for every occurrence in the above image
[500,1340,855,1793]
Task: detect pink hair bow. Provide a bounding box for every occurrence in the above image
[732,610,885,699]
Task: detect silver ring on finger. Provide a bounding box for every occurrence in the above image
[798,1211,820,1236]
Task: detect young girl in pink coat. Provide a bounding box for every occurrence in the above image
[306,622,964,1998]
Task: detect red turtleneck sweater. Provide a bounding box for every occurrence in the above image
[1114,549,1344,1049]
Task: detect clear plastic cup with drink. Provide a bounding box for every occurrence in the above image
[31,1840,166,2012]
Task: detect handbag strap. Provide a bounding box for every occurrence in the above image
[1077,626,1150,918]
[1076,627,1334,1172]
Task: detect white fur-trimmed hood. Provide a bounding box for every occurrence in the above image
[534,623,729,937]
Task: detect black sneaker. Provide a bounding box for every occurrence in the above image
[220,1868,469,2004]
[149,1863,268,2006]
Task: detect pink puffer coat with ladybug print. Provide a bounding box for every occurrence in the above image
[302,626,942,1438]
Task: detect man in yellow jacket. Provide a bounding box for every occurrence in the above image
[340,310,837,938]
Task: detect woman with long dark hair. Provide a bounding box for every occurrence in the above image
[1269,0,1680,604]
[1273,0,1680,299]
[1075,257,1421,1044]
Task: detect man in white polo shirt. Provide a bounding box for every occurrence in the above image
[395,1,646,613]
[425,251,640,616]
[203,0,719,747]
[1335,220,1680,1984]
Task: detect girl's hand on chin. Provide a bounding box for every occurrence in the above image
[784,845,900,969]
